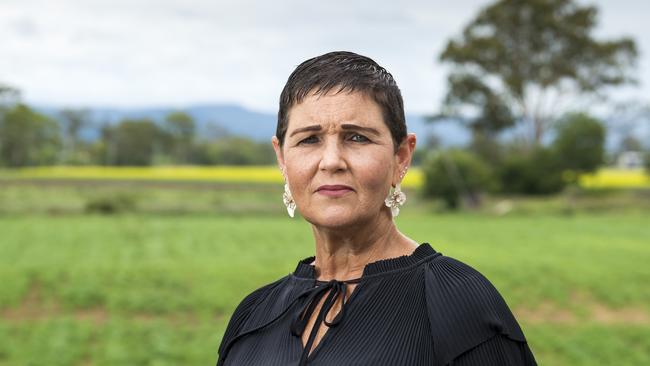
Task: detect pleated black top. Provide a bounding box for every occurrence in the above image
[216,243,537,365]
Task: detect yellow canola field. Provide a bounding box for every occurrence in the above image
[1,166,648,189]
[0,166,425,189]
[0,166,282,183]
[578,168,650,189]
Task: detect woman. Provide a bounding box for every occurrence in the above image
[216,51,536,366]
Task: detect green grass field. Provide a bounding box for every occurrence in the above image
[1,168,649,365]
[1,204,649,365]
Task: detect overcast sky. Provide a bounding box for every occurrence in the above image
[1,0,648,114]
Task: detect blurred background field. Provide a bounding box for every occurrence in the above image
[2,165,650,189]
[1,166,648,216]
[3,0,650,364]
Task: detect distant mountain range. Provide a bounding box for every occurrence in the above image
[35,103,471,147]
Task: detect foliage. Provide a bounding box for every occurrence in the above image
[438,0,637,145]
[58,109,91,165]
[468,130,504,166]
[84,192,138,214]
[0,104,61,167]
[0,83,21,107]
[192,137,276,165]
[163,111,195,164]
[421,149,495,209]
[100,119,166,166]
[497,146,565,194]
[619,135,644,153]
[0,102,282,167]
[553,112,606,174]
[0,84,282,168]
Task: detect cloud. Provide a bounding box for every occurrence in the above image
[0,0,647,114]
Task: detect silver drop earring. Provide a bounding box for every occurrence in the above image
[384,167,408,217]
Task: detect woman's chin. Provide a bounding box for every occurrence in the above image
[304,207,362,228]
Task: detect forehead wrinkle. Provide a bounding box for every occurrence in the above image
[317,121,342,135]
[289,91,387,138]
[311,109,369,131]
[296,109,348,132]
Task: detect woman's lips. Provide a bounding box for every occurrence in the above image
[316,185,353,197]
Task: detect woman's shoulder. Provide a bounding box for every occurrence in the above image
[424,252,501,292]
[423,252,529,364]
[224,273,292,323]
[217,275,290,361]
[234,275,289,308]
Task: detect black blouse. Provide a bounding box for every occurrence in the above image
[216,243,537,365]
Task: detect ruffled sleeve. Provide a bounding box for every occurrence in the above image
[451,334,538,365]
[424,255,537,365]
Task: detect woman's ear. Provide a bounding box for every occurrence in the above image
[271,136,286,177]
[393,133,417,186]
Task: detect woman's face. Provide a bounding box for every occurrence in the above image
[272,90,414,228]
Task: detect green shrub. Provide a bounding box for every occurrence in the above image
[421,149,495,209]
[84,193,137,214]
[497,147,565,195]
[553,112,606,173]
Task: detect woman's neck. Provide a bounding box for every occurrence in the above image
[309,213,418,281]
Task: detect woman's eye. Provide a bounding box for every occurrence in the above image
[298,135,319,145]
[350,134,370,143]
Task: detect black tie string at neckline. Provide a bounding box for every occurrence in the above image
[290,278,361,365]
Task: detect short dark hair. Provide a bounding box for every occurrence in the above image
[276,51,406,153]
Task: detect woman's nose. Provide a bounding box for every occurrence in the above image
[318,137,347,172]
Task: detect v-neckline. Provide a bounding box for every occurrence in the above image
[298,280,362,362]
[290,243,438,364]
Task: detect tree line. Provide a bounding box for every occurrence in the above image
[0,87,275,167]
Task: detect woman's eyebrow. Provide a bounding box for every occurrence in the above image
[289,125,321,137]
[341,124,380,136]
[289,123,380,137]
